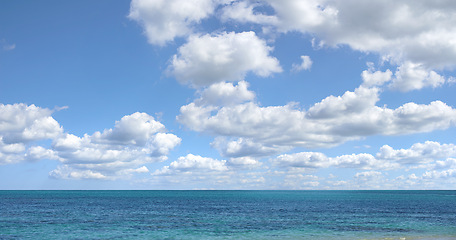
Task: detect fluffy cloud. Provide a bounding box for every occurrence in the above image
[50,112,181,179]
[273,152,396,171]
[377,141,456,165]
[128,0,218,46]
[178,82,456,155]
[291,56,313,72]
[361,62,392,87]
[261,0,456,68]
[0,104,63,165]
[291,55,313,72]
[196,81,255,106]
[0,103,62,144]
[154,154,228,176]
[168,31,282,87]
[273,141,456,171]
[220,0,456,90]
[220,0,278,25]
[212,137,291,158]
[390,61,446,92]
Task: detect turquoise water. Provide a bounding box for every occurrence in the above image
[1,191,456,239]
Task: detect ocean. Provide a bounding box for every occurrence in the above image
[1,190,455,239]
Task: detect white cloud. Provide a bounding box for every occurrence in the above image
[273,141,456,172]
[332,153,399,170]
[273,152,329,168]
[354,171,383,182]
[219,0,456,90]
[50,112,181,179]
[435,158,456,170]
[196,81,255,106]
[220,0,278,25]
[377,141,456,165]
[273,152,397,171]
[178,82,456,154]
[422,169,456,179]
[361,62,392,87]
[168,31,282,87]
[0,103,62,144]
[153,154,228,175]
[282,174,320,189]
[25,146,58,161]
[49,166,108,180]
[0,104,63,165]
[390,61,446,92]
[212,137,291,158]
[306,86,379,119]
[226,156,262,169]
[291,55,313,72]
[128,0,217,46]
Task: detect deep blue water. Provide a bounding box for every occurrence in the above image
[1,190,456,239]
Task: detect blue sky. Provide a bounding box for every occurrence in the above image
[1,0,456,189]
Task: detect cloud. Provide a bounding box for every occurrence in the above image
[0,105,180,179]
[154,154,228,174]
[219,0,456,90]
[1,39,15,51]
[390,61,446,92]
[377,141,456,165]
[178,82,456,155]
[3,43,15,51]
[0,103,62,144]
[273,152,397,171]
[291,55,313,72]
[272,141,456,171]
[128,0,218,46]
[220,0,278,25]
[50,112,181,179]
[196,81,255,106]
[0,104,63,165]
[361,62,392,87]
[168,31,282,87]
[212,137,291,158]
[268,0,456,68]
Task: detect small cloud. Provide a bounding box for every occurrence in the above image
[54,106,69,111]
[291,55,312,72]
[3,43,15,51]
[1,39,16,51]
[448,76,456,85]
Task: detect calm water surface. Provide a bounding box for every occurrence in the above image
[1,190,456,239]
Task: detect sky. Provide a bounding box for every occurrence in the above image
[1,0,456,190]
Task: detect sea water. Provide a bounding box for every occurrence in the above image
[1,190,455,239]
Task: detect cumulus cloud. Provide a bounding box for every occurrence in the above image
[361,62,392,87]
[390,61,446,92]
[168,31,282,87]
[0,105,180,179]
[128,0,218,46]
[212,137,291,158]
[272,141,456,171]
[377,141,456,165]
[219,0,456,90]
[273,151,396,171]
[0,103,62,144]
[291,55,313,72]
[178,82,456,155]
[220,0,278,25]
[196,81,255,106]
[0,104,63,165]
[154,154,228,175]
[50,112,181,179]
